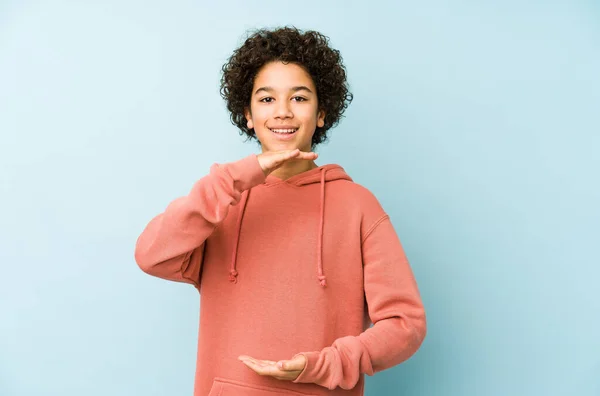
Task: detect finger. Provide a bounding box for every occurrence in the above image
[278,151,316,162]
[240,357,282,371]
[241,359,302,381]
[240,359,262,374]
[262,360,277,365]
[294,151,318,160]
[255,359,275,367]
[282,149,301,160]
[266,150,298,169]
[239,356,263,366]
[281,148,300,156]
[239,356,274,368]
[241,359,279,376]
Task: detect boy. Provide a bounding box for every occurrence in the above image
[135,26,426,396]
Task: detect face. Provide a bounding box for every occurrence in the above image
[244,61,325,153]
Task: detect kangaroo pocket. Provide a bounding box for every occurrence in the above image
[208,377,318,396]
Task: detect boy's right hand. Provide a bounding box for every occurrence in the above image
[257,149,318,177]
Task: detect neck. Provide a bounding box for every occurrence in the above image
[269,158,319,180]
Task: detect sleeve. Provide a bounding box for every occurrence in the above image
[291,214,427,390]
[133,153,266,290]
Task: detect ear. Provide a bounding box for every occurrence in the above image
[244,106,253,130]
[317,109,326,128]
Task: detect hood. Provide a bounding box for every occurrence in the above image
[228,164,353,288]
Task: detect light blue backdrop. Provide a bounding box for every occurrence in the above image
[1,1,598,395]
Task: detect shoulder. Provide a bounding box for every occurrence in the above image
[328,179,389,236]
[336,180,383,208]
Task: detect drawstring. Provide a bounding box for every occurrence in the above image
[317,168,327,287]
[229,188,251,283]
[228,169,328,288]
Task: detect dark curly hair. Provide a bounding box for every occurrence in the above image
[219,26,353,148]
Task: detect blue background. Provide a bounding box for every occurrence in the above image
[1,1,598,395]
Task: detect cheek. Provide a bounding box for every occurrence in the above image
[250,108,268,123]
[296,106,319,123]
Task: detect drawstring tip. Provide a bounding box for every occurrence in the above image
[229,270,239,283]
[318,275,327,287]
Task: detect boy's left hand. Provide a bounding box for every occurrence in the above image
[238,354,306,381]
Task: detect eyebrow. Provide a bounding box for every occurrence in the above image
[254,86,313,95]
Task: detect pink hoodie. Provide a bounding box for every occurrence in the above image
[134,153,426,395]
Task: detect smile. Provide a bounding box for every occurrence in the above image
[269,128,298,134]
[269,128,298,141]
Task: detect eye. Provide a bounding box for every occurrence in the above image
[258,96,308,103]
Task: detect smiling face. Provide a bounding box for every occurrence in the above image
[244,61,326,153]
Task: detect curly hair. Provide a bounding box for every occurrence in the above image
[219,26,353,148]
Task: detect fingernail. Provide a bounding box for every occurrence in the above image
[278,362,283,369]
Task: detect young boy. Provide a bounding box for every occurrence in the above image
[135,26,426,396]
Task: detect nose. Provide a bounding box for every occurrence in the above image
[274,99,293,119]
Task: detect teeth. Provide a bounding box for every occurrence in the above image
[270,128,297,134]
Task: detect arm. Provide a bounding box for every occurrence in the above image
[292,215,427,390]
[134,154,266,289]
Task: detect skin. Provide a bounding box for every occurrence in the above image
[245,61,326,181]
[238,354,307,381]
[239,61,324,379]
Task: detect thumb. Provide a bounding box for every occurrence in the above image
[277,360,293,370]
[278,355,305,371]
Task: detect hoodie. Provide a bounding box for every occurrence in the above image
[134,153,427,396]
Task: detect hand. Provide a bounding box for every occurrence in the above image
[257,149,318,177]
[238,354,307,381]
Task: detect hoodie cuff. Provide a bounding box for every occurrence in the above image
[222,153,266,191]
[291,351,323,386]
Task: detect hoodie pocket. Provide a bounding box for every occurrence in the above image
[208,377,317,396]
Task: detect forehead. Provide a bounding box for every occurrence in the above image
[253,61,315,91]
